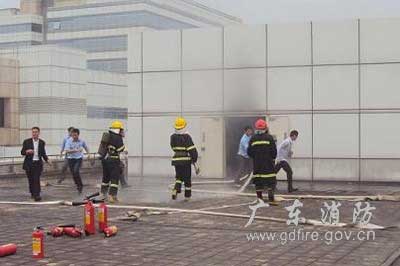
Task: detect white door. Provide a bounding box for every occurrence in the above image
[268,116,290,180]
[199,117,224,178]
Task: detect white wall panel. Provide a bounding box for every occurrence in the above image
[182,70,223,112]
[361,64,400,109]
[143,72,181,113]
[313,65,358,110]
[289,114,312,158]
[224,68,266,112]
[268,22,311,66]
[224,25,266,68]
[313,114,359,158]
[313,20,358,64]
[127,117,142,157]
[268,67,311,110]
[143,30,181,71]
[143,157,174,177]
[127,32,142,73]
[361,114,400,158]
[127,157,142,177]
[290,159,312,181]
[127,74,142,113]
[182,28,223,70]
[314,159,358,181]
[143,116,176,157]
[361,160,400,182]
[360,18,400,63]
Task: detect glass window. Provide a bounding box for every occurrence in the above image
[47,11,194,32]
[48,36,127,53]
[0,23,43,34]
[0,98,4,128]
[0,41,41,50]
[31,23,43,33]
[87,58,127,73]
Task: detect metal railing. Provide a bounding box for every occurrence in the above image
[0,153,101,178]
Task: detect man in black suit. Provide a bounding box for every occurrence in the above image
[21,127,51,201]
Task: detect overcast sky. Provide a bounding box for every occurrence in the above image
[1,0,400,23]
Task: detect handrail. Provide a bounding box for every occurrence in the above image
[0,153,99,161]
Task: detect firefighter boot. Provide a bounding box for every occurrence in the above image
[172,189,177,200]
[108,195,119,204]
[267,189,278,206]
[184,187,191,201]
[175,179,182,194]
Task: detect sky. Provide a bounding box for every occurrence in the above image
[1,0,400,24]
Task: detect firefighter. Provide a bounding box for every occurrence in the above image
[170,117,199,201]
[99,121,125,203]
[247,119,278,204]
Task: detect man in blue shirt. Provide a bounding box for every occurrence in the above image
[235,126,253,184]
[64,128,89,193]
[57,127,74,184]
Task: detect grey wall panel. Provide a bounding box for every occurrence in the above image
[224,68,266,112]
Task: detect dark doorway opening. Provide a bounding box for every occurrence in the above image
[224,116,264,178]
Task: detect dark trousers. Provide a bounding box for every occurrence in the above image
[236,156,252,182]
[68,158,83,191]
[61,158,69,174]
[26,161,42,198]
[173,164,192,198]
[254,176,277,201]
[275,160,293,190]
[101,159,121,196]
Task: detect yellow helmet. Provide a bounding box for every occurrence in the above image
[174,117,186,130]
[110,120,124,130]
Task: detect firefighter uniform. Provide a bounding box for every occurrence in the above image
[100,121,125,202]
[171,117,198,200]
[247,119,277,202]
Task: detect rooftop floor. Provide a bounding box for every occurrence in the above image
[1,175,400,265]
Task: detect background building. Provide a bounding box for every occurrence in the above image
[0,45,127,156]
[13,0,242,73]
[0,8,43,49]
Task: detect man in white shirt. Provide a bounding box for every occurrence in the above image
[276,130,299,193]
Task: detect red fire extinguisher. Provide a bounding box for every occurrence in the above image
[84,201,95,235]
[32,227,44,259]
[98,202,108,232]
[0,243,17,257]
[103,226,118,238]
[63,227,83,238]
[48,227,64,237]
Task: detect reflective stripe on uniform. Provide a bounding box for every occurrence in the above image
[172,157,191,161]
[108,145,116,150]
[110,184,119,188]
[186,145,196,151]
[251,141,270,146]
[116,145,125,152]
[101,182,110,186]
[109,155,119,159]
[253,173,276,178]
[175,180,183,184]
[172,147,187,151]
[185,187,191,190]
